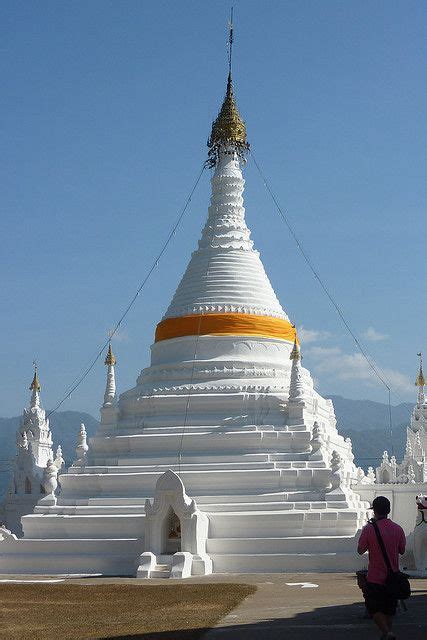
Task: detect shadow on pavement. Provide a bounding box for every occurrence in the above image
[100,590,427,640]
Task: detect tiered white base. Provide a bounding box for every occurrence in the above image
[0,421,368,576]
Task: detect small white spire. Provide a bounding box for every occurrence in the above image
[289,336,304,402]
[54,445,65,470]
[309,421,323,456]
[416,353,425,405]
[29,362,41,408]
[103,342,117,407]
[367,466,376,482]
[75,423,89,466]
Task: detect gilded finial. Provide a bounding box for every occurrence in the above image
[207,11,249,167]
[104,342,116,367]
[289,334,300,361]
[416,353,425,387]
[29,361,41,392]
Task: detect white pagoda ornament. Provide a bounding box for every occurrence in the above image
[376,355,427,485]
[0,366,63,535]
[0,56,369,577]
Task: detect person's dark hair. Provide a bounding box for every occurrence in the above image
[372,495,391,517]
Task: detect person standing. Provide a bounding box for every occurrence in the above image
[357,496,406,639]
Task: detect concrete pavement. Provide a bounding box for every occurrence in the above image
[200,573,427,639]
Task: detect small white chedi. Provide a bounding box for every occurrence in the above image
[376,356,427,486]
[0,367,64,535]
[0,69,369,577]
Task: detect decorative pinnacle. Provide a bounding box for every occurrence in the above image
[207,74,248,167]
[29,362,41,392]
[289,335,301,361]
[416,353,425,387]
[104,342,116,367]
[207,14,249,168]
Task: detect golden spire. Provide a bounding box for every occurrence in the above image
[207,73,248,153]
[415,353,425,387]
[207,12,249,167]
[289,334,301,361]
[29,362,41,392]
[104,342,116,367]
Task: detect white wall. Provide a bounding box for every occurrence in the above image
[354,482,427,535]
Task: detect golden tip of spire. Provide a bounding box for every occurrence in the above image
[416,354,425,386]
[104,342,116,366]
[29,367,41,392]
[289,335,301,361]
[207,72,249,166]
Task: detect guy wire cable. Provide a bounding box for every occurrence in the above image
[249,149,396,456]
[45,162,206,420]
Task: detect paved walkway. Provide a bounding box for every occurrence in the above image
[199,573,427,640]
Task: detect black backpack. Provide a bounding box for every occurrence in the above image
[371,519,411,600]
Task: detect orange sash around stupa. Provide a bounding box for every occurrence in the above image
[155,313,298,343]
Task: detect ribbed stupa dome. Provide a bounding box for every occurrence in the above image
[155,72,296,346]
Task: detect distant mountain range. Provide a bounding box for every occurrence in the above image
[0,395,413,500]
[328,395,412,470]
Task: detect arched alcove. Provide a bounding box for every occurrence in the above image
[162,507,181,554]
[382,469,390,484]
[24,477,32,494]
[139,470,212,578]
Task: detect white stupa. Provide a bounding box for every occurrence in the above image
[376,355,427,485]
[0,66,369,577]
[0,367,64,536]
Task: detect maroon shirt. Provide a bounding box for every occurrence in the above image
[358,518,406,585]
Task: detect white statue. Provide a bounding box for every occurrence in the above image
[42,460,58,496]
[330,450,343,491]
[413,495,427,575]
[356,467,365,483]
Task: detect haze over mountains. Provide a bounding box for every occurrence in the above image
[328,395,411,471]
[0,396,412,499]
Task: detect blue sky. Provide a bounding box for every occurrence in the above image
[2,0,426,418]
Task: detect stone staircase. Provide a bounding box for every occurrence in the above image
[150,555,173,578]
